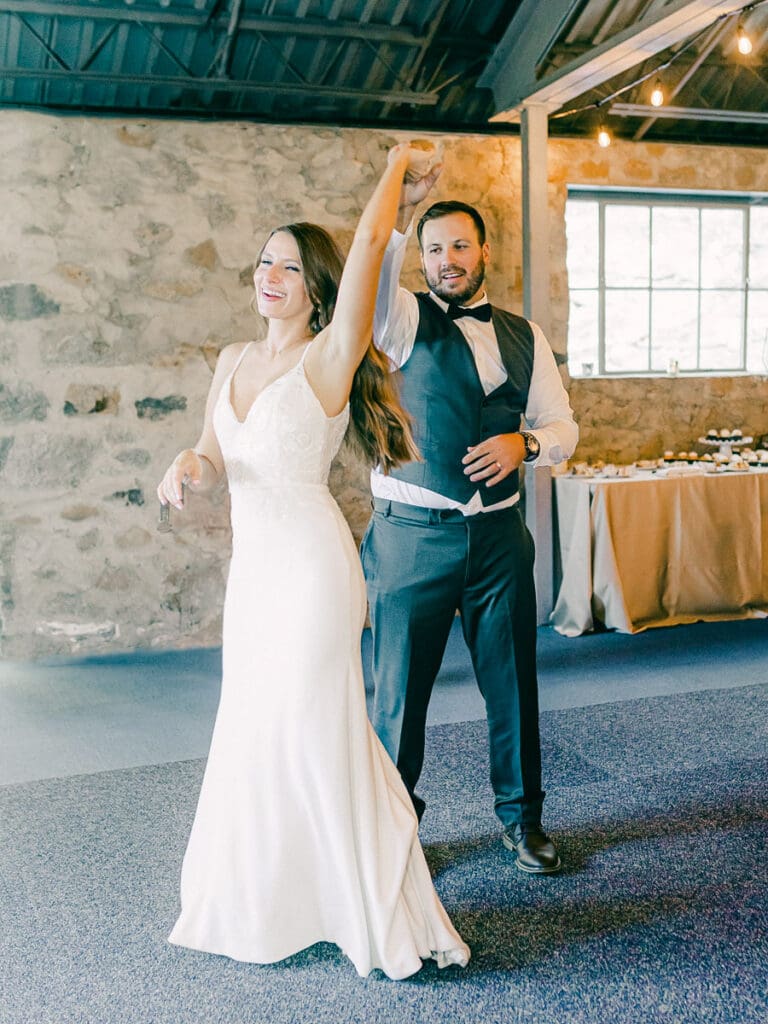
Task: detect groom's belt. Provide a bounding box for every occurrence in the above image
[371,497,518,524]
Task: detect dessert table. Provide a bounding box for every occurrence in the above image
[551,468,768,636]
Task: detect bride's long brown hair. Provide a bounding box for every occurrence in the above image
[256,222,419,473]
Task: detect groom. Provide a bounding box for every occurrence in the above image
[361,162,577,874]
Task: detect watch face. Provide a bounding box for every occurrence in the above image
[523,432,540,459]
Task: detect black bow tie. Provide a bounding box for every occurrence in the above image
[446,303,492,322]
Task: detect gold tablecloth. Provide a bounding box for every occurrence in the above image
[551,470,768,636]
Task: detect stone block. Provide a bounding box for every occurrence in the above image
[63,384,120,416]
[134,222,174,247]
[0,283,60,319]
[95,562,139,592]
[76,528,100,552]
[36,619,119,645]
[116,124,156,148]
[150,340,218,372]
[1,435,95,489]
[114,448,151,467]
[185,239,219,271]
[0,337,15,364]
[56,263,92,287]
[61,505,99,521]
[143,279,203,301]
[115,526,152,549]
[135,395,187,421]
[0,382,49,422]
[205,194,236,228]
[0,524,14,617]
[39,324,135,366]
[108,488,145,507]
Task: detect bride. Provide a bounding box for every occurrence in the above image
[157,142,469,980]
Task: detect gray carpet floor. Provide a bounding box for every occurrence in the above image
[2,677,766,1024]
[2,617,766,785]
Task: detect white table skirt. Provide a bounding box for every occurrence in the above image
[551,470,768,636]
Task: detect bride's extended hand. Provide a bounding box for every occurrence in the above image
[157,449,203,510]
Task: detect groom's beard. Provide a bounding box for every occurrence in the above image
[424,255,486,306]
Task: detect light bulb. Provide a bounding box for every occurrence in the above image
[737,24,753,55]
[597,125,611,148]
[650,78,664,107]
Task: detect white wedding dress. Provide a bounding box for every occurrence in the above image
[168,342,469,980]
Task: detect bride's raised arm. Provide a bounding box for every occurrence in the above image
[305,142,441,414]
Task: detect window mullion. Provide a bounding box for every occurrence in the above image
[696,208,702,372]
[648,206,653,373]
[742,207,749,370]
[598,200,606,375]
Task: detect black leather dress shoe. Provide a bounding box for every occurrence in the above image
[502,824,562,874]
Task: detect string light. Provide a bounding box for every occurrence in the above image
[544,1,767,147]
[737,22,753,53]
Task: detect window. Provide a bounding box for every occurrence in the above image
[565,188,768,377]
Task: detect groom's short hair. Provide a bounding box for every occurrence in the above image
[416,201,487,249]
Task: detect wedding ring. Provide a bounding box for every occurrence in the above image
[495,461,502,470]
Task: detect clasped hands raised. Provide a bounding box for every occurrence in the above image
[388,139,444,206]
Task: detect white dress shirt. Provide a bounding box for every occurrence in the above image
[372,227,578,514]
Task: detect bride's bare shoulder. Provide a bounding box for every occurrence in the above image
[214,342,250,374]
[219,341,250,362]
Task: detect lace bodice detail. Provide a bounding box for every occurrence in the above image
[213,345,349,490]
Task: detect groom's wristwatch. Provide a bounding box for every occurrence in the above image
[520,431,540,463]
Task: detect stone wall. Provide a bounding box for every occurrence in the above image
[0,113,530,658]
[2,112,766,658]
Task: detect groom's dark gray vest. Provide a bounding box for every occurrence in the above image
[390,293,534,507]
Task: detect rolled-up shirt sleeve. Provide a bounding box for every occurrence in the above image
[523,322,579,466]
[373,228,419,369]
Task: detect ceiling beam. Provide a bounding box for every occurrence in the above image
[0,2,425,45]
[487,0,749,123]
[610,102,768,124]
[0,65,439,105]
[0,2,489,54]
[477,0,583,96]
[213,0,245,78]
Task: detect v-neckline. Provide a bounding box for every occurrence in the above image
[227,342,308,425]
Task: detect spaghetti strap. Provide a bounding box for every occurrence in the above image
[230,341,254,377]
[299,336,315,366]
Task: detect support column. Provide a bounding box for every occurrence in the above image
[520,102,554,624]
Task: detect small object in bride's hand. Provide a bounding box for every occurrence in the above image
[158,481,185,532]
[157,502,172,533]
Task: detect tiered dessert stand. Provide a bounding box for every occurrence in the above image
[697,432,753,459]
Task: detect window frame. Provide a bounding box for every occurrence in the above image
[566,186,768,377]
